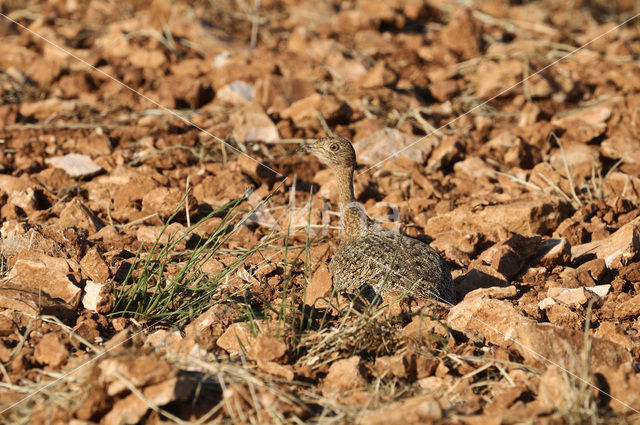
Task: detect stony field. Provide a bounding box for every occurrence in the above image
[1,0,640,424]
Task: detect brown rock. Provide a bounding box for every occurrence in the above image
[0,286,73,318]
[46,153,102,178]
[545,303,582,329]
[535,238,571,268]
[33,332,68,368]
[552,105,611,128]
[102,374,194,425]
[281,93,351,125]
[439,8,482,60]
[576,258,607,286]
[547,287,591,307]
[453,156,494,180]
[99,356,174,396]
[184,303,239,350]
[80,247,110,282]
[426,136,465,173]
[322,356,366,397]
[0,175,55,216]
[353,127,425,165]
[73,319,100,342]
[594,217,640,268]
[596,363,640,413]
[58,199,104,235]
[426,196,572,238]
[595,321,636,353]
[428,79,459,102]
[447,297,533,346]
[6,258,81,314]
[255,75,315,113]
[135,223,188,247]
[19,98,80,120]
[455,265,509,301]
[473,60,522,99]
[216,80,254,105]
[231,102,279,143]
[141,187,197,220]
[485,384,528,414]
[518,102,540,126]
[515,323,631,370]
[550,143,600,178]
[465,285,517,300]
[256,360,295,381]
[375,352,438,380]
[216,320,282,355]
[356,62,396,89]
[336,9,377,32]
[0,316,15,337]
[402,315,449,349]
[304,262,333,307]
[360,395,442,425]
[614,294,640,320]
[601,134,640,164]
[248,334,287,361]
[143,375,195,406]
[82,281,113,313]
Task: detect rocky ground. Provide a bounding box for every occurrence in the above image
[1,0,640,423]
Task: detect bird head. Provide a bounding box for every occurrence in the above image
[298,136,356,170]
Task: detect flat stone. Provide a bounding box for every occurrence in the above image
[247,334,287,361]
[19,98,79,120]
[515,322,631,371]
[231,102,279,143]
[453,156,495,179]
[547,287,589,306]
[360,395,442,425]
[46,153,102,178]
[587,284,611,299]
[304,262,333,307]
[447,297,534,346]
[426,196,572,238]
[216,320,282,355]
[80,247,110,283]
[352,127,425,165]
[465,285,517,300]
[5,258,81,315]
[58,199,104,235]
[216,80,255,105]
[552,105,611,128]
[82,281,113,313]
[601,134,640,164]
[184,303,239,350]
[455,265,509,301]
[537,297,555,310]
[595,217,640,268]
[426,136,465,173]
[256,360,295,381]
[33,332,68,368]
[281,93,351,125]
[614,294,640,320]
[322,356,365,397]
[535,238,571,268]
[99,356,174,397]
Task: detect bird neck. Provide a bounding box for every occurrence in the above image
[335,166,356,208]
[334,166,368,238]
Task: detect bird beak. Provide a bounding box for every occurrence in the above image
[298,144,312,153]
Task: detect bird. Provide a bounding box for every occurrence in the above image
[298,136,455,305]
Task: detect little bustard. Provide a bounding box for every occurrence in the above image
[299,136,455,305]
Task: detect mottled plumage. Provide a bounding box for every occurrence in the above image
[299,137,455,305]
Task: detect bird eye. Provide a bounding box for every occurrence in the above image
[329,143,339,152]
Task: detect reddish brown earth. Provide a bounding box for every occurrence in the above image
[1,0,640,424]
